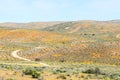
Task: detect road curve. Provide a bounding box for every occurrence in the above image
[11,49,50,67]
[12,50,31,61]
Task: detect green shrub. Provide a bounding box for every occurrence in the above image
[94,67,100,76]
[73,71,79,74]
[22,67,35,75]
[53,70,59,74]
[32,71,40,78]
[52,69,67,74]
[82,68,95,74]
[6,65,13,70]
[82,67,102,75]
[22,67,41,78]
[109,74,120,80]
[110,74,119,78]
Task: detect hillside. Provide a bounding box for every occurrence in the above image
[0,20,118,65]
[0,20,120,80]
[0,20,120,34]
[0,21,63,29]
[42,20,120,34]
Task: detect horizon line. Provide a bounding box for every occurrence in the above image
[0,19,120,23]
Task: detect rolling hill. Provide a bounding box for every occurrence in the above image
[0,21,63,29]
[0,20,120,64]
[0,20,120,80]
[42,20,120,33]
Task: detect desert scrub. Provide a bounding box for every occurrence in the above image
[52,68,67,74]
[109,73,120,80]
[72,70,79,74]
[32,71,40,78]
[22,67,35,75]
[82,67,102,75]
[22,67,41,78]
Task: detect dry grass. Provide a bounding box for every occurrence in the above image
[0,69,37,80]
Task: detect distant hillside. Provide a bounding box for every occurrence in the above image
[0,29,61,42]
[42,20,120,33]
[0,22,63,29]
[0,20,120,34]
[0,20,120,65]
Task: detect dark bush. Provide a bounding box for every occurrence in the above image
[52,69,67,74]
[94,67,100,76]
[32,71,40,78]
[22,67,35,75]
[35,58,41,61]
[59,58,65,62]
[22,67,41,78]
[82,67,102,76]
[110,74,120,79]
[82,68,95,74]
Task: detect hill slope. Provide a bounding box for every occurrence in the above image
[42,20,120,33]
[0,22,63,29]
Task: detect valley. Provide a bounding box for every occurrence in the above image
[0,20,120,80]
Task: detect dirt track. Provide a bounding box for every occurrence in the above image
[11,47,50,67]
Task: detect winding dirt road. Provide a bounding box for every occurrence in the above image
[11,47,50,67]
[11,50,31,61]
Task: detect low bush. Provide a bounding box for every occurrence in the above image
[32,71,40,78]
[82,67,102,75]
[82,68,95,74]
[52,69,67,74]
[109,74,120,80]
[22,67,35,75]
[22,67,41,78]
